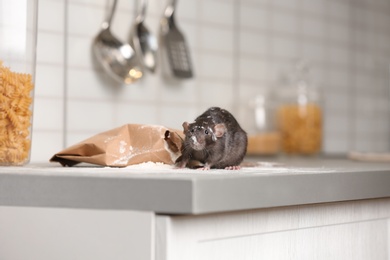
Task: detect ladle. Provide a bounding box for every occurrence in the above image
[129,0,158,72]
[93,0,143,84]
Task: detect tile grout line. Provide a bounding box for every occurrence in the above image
[195,0,202,113]
[232,0,240,114]
[349,1,356,152]
[63,0,69,148]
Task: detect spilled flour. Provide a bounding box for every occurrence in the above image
[121,161,336,175]
[125,161,174,170]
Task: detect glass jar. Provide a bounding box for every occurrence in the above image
[0,1,38,165]
[276,61,323,155]
[246,91,281,156]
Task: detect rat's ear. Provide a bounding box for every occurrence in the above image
[214,124,226,138]
[182,122,189,133]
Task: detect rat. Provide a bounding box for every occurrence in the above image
[175,107,248,170]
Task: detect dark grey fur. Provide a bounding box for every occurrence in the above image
[176,107,248,169]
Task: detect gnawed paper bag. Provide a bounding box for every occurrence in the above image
[50,124,183,167]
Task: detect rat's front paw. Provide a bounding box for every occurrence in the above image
[225,166,241,170]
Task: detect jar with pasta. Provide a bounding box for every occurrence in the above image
[276,61,322,155]
[0,0,38,165]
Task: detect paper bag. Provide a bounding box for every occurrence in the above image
[50,124,183,167]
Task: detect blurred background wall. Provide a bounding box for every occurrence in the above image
[31,0,390,162]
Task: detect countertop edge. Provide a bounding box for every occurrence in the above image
[192,169,390,214]
[1,160,390,214]
[0,173,194,214]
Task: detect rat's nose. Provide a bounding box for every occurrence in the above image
[191,136,198,144]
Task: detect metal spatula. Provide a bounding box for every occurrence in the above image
[160,0,193,79]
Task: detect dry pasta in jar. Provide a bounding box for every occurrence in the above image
[0,60,34,165]
[275,60,323,155]
[277,103,322,155]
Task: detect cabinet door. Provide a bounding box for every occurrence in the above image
[0,207,155,260]
[156,199,390,260]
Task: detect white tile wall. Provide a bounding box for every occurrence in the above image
[30,0,390,162]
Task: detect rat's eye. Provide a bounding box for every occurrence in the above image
[190,129,195,133]
[204,130,209,134]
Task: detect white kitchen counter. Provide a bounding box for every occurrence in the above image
[1,158,390,214]
[2,158,390,260]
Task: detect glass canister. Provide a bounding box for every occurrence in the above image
[246,91,281,156]
[0,1,38,165]
[276,61,323,155]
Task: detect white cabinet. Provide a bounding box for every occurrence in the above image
[156,198,390,260]
[1,198,390,260]
[0,208,155,260]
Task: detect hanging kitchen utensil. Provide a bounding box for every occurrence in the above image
[160,0,193,79]
[92,0,143,84]
[129,0,158,73]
